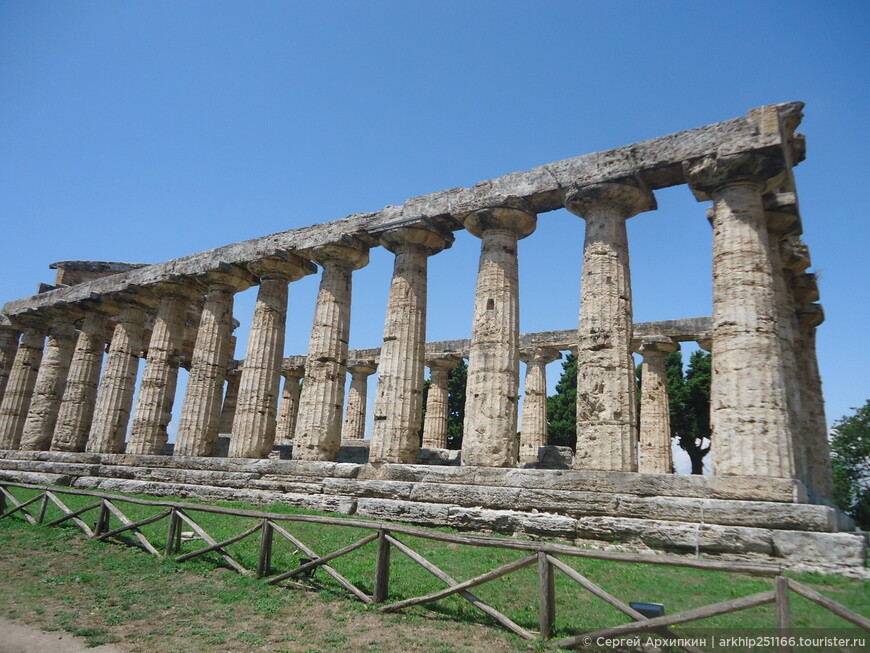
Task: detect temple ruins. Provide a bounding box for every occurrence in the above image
[0,103,865,570]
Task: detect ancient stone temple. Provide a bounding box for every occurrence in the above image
[0,103,865,570]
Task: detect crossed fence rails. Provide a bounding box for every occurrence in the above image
[1,481,867,651]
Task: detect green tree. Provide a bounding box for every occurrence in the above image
[678,350,712,475]
[547,353,577,449]
[420,360,467,450]
[830,400,870,529]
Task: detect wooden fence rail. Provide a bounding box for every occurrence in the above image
[0,481,866,651]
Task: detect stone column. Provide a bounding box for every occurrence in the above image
[793,302,833,500]
[229,254,315,459]
[18,308,81,451]
[292,240,369,461]
[218,366,241,435]
[563,179,656,472]
[341,360,377,442]
[175,266,254,457]
[0,315,47,450]
[369,225,452,464]
[638,336,679,474]
[275,364,304,445]
[0,317,21,407]
[51,306,112,452]
[421,355,462,450]
[460,202,537,467]
[126,279,203,456]
[518,347,561,464]
[684,152,795,479]
[86,292,157,453]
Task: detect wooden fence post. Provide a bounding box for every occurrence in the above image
[374,528,391,603]
[256,519,273,579]
[94,500,110,537]
[164,508,180,556]
[37,493,49,524]
[775,575,793,653]
[538,550,555,638]
[0,486,6,514]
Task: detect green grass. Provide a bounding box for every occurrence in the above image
[1,485,868,652]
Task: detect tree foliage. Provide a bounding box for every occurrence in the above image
[830,400,870,529]
[546,353,577,449]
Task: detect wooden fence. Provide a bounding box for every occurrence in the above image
[1,481,867,651]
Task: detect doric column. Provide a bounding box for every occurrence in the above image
[793,302,833,499]
[0,315,48,449]
[0,317,21,407]
[175,266,255,457]
[369,225,452,464]
[460,202,537,467]
[86,291,157,453]
[126,279,203,455]
[421,355,462,450]
[275,363,304,445]
[341,360,377,442]
[563,179,656,472]
[218,365,241,434]
[684,152,795,479]
[229,254,315,459]
[638,336,679,474]
[292,240,369,461]
[18,308,81,451]
[518,347,561,464]
[51,305,112,452]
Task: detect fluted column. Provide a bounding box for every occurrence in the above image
[421,355,461,450]
[685,152,795,479]
[229,254,315,459]
[51,306,112,451]
[369,226,452,464]
[86,292,157,453]
[175,266,254,457]
[218,365,241,434]
[518,347,561,464]
[19,308,81,451]
[275,364,304,445]
[638,337,679,474]
[126,279,203,455]
[341,360,377,442]
[563,179,656,472]
[292,240,369,461]
[460,202,537,467]
[0,315,47,449]
[0,318,20,407]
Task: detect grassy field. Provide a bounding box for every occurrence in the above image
[0,485,867,652]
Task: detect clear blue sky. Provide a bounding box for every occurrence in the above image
[1,2,868,464]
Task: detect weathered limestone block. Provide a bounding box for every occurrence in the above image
[175,266,254,457]
[275,364,304,445]
[127,279,203,455]
[340,360,377,442]
[518,347,561,464]
[355,496,451,525]
[230,254,315,458]
[421,354,461,449]
[369,226,452,464]
[293,240,368,461]
[638,336,678,474]
[322,477,415,501]
[684,153,795,479]
[0,319,20,407]
[87,293,157,453]
[18,309,80,451]
[563,179,656,472]
[771,531,868,568]
[461,202,537,467]
[0,316,47,449]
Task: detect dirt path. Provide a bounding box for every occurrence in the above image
[0,617,125,653]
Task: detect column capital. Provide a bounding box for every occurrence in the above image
[797,303,824,328]
[197,264,257,293]
[9,312,49,335]
[519,346,561,365]
[379,225,453,256]
[280,362,306,379]
[638,335,679,357]
[43,303,85,325]
[248,252,316,283]
[107,287,160,311]
[308,237,370,271]
[696,337,713,352]
[562,177,656,219]
[791,273,819,304]
[780,239,811,274]
[347,359,378,376]
[683,152,786,201]
[151,277,205,301]
[764,192,802,237]
[462,198,537,239]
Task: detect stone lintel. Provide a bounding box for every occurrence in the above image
[4,103,801,318]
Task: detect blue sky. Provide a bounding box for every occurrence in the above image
[1,2,868,467]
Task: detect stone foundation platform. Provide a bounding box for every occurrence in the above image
[0,450,865,574]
